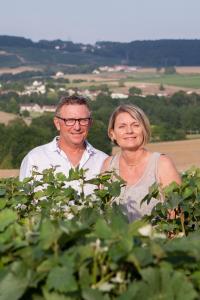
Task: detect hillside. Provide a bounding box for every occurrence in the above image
[1,36,200,70]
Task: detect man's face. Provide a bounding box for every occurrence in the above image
[54,104,92,148]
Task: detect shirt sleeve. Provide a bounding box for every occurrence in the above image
[19,154,34,181]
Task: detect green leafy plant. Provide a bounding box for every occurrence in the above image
[1,167,200,299]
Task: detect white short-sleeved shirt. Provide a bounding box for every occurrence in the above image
[19,137,108,195]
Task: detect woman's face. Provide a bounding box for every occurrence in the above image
[110,112,144,150]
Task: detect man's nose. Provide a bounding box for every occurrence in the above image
[74,120,81,129]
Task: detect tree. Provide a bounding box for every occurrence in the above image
[159,83,165,91]
[88,120,111,154]
[129,86,142,96]
[21,110,30,117]
[164,66,176,74]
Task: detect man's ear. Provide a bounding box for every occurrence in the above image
[89,118,93,128]
[54,117,60,131]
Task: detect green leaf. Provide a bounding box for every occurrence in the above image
[0,264,29,300]
[46,266,78,293]
[108,181,122,197]
[43,287,72,300]
[182,187,193,200]
[94,219,112,239]
[39,220,61,250]
[37,258,57,273]
[109,237,133,261]
[133,247,154,267]
[0,198,7,210]
[79,265,91,289]
[163,181,179,194]
[0,188,6,196]
[0,209,18,232]
[135,265,197,300]
[82,288,105,300]
[117,283,140,300]
[191,271,200,288]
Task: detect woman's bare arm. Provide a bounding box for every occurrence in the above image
[158,154,181,187]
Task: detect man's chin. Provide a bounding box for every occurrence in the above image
[71,139,85,146]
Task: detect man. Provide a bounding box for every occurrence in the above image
[19,95,108,194]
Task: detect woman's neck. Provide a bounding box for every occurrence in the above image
[120,148,147,167]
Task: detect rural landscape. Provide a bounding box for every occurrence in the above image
[1,45,200,176]
[1,35,200,299]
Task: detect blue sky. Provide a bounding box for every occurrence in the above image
[0,0,200,44]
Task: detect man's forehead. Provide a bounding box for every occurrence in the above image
[60,104,90,115]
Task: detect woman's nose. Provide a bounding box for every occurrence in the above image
[125,125,133,133]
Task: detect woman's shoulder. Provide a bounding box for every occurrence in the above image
[101,156,113,172]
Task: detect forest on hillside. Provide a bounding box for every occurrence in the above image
[1,36,200,68]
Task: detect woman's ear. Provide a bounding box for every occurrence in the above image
[54,117,60,131]
[109,129,115,142]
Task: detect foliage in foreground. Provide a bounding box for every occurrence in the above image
[1,168,200,299]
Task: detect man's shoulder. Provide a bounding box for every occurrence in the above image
[94,148,108,159]
[26,139,56,157]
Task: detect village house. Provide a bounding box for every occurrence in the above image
[98,65,138,73]
[55,71,64,78]
[18,81,46,96]
[20,104,56,114]
[111,92,129,99]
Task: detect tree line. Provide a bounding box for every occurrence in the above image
[0,91,200,168]
[1,35,200,67]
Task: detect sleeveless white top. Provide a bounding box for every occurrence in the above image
[108,152,161,222]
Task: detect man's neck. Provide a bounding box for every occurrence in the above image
[58,139,86,167]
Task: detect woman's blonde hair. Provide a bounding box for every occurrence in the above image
[108,104,151,146]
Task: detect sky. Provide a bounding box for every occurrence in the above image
[0,0,200,45]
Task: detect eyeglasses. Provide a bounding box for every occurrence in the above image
[56,116,91,126]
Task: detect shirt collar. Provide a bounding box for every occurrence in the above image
[48,136,97,156]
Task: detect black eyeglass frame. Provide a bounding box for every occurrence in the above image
[56,116,92,126]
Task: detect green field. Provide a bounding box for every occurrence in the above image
[126,73,200,89]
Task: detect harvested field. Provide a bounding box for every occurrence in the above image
[0,111,18,125]
[146,139,200,172]
[1,139,200,178]
[0,66,43,75]
[176,66,200,74]
[0,169,19,178]
[113,139,200,173]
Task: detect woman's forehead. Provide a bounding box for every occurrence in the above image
[115,111,138,122]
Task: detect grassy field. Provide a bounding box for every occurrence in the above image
[59,67,200,95]
[126,73,200,89]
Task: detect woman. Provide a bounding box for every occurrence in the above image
[101,104,181,222]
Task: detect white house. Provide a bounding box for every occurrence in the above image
[20,103,42,113]
[20,104,56,114]
[111,93,129,99]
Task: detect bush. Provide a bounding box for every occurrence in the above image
[1,167,200,298]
